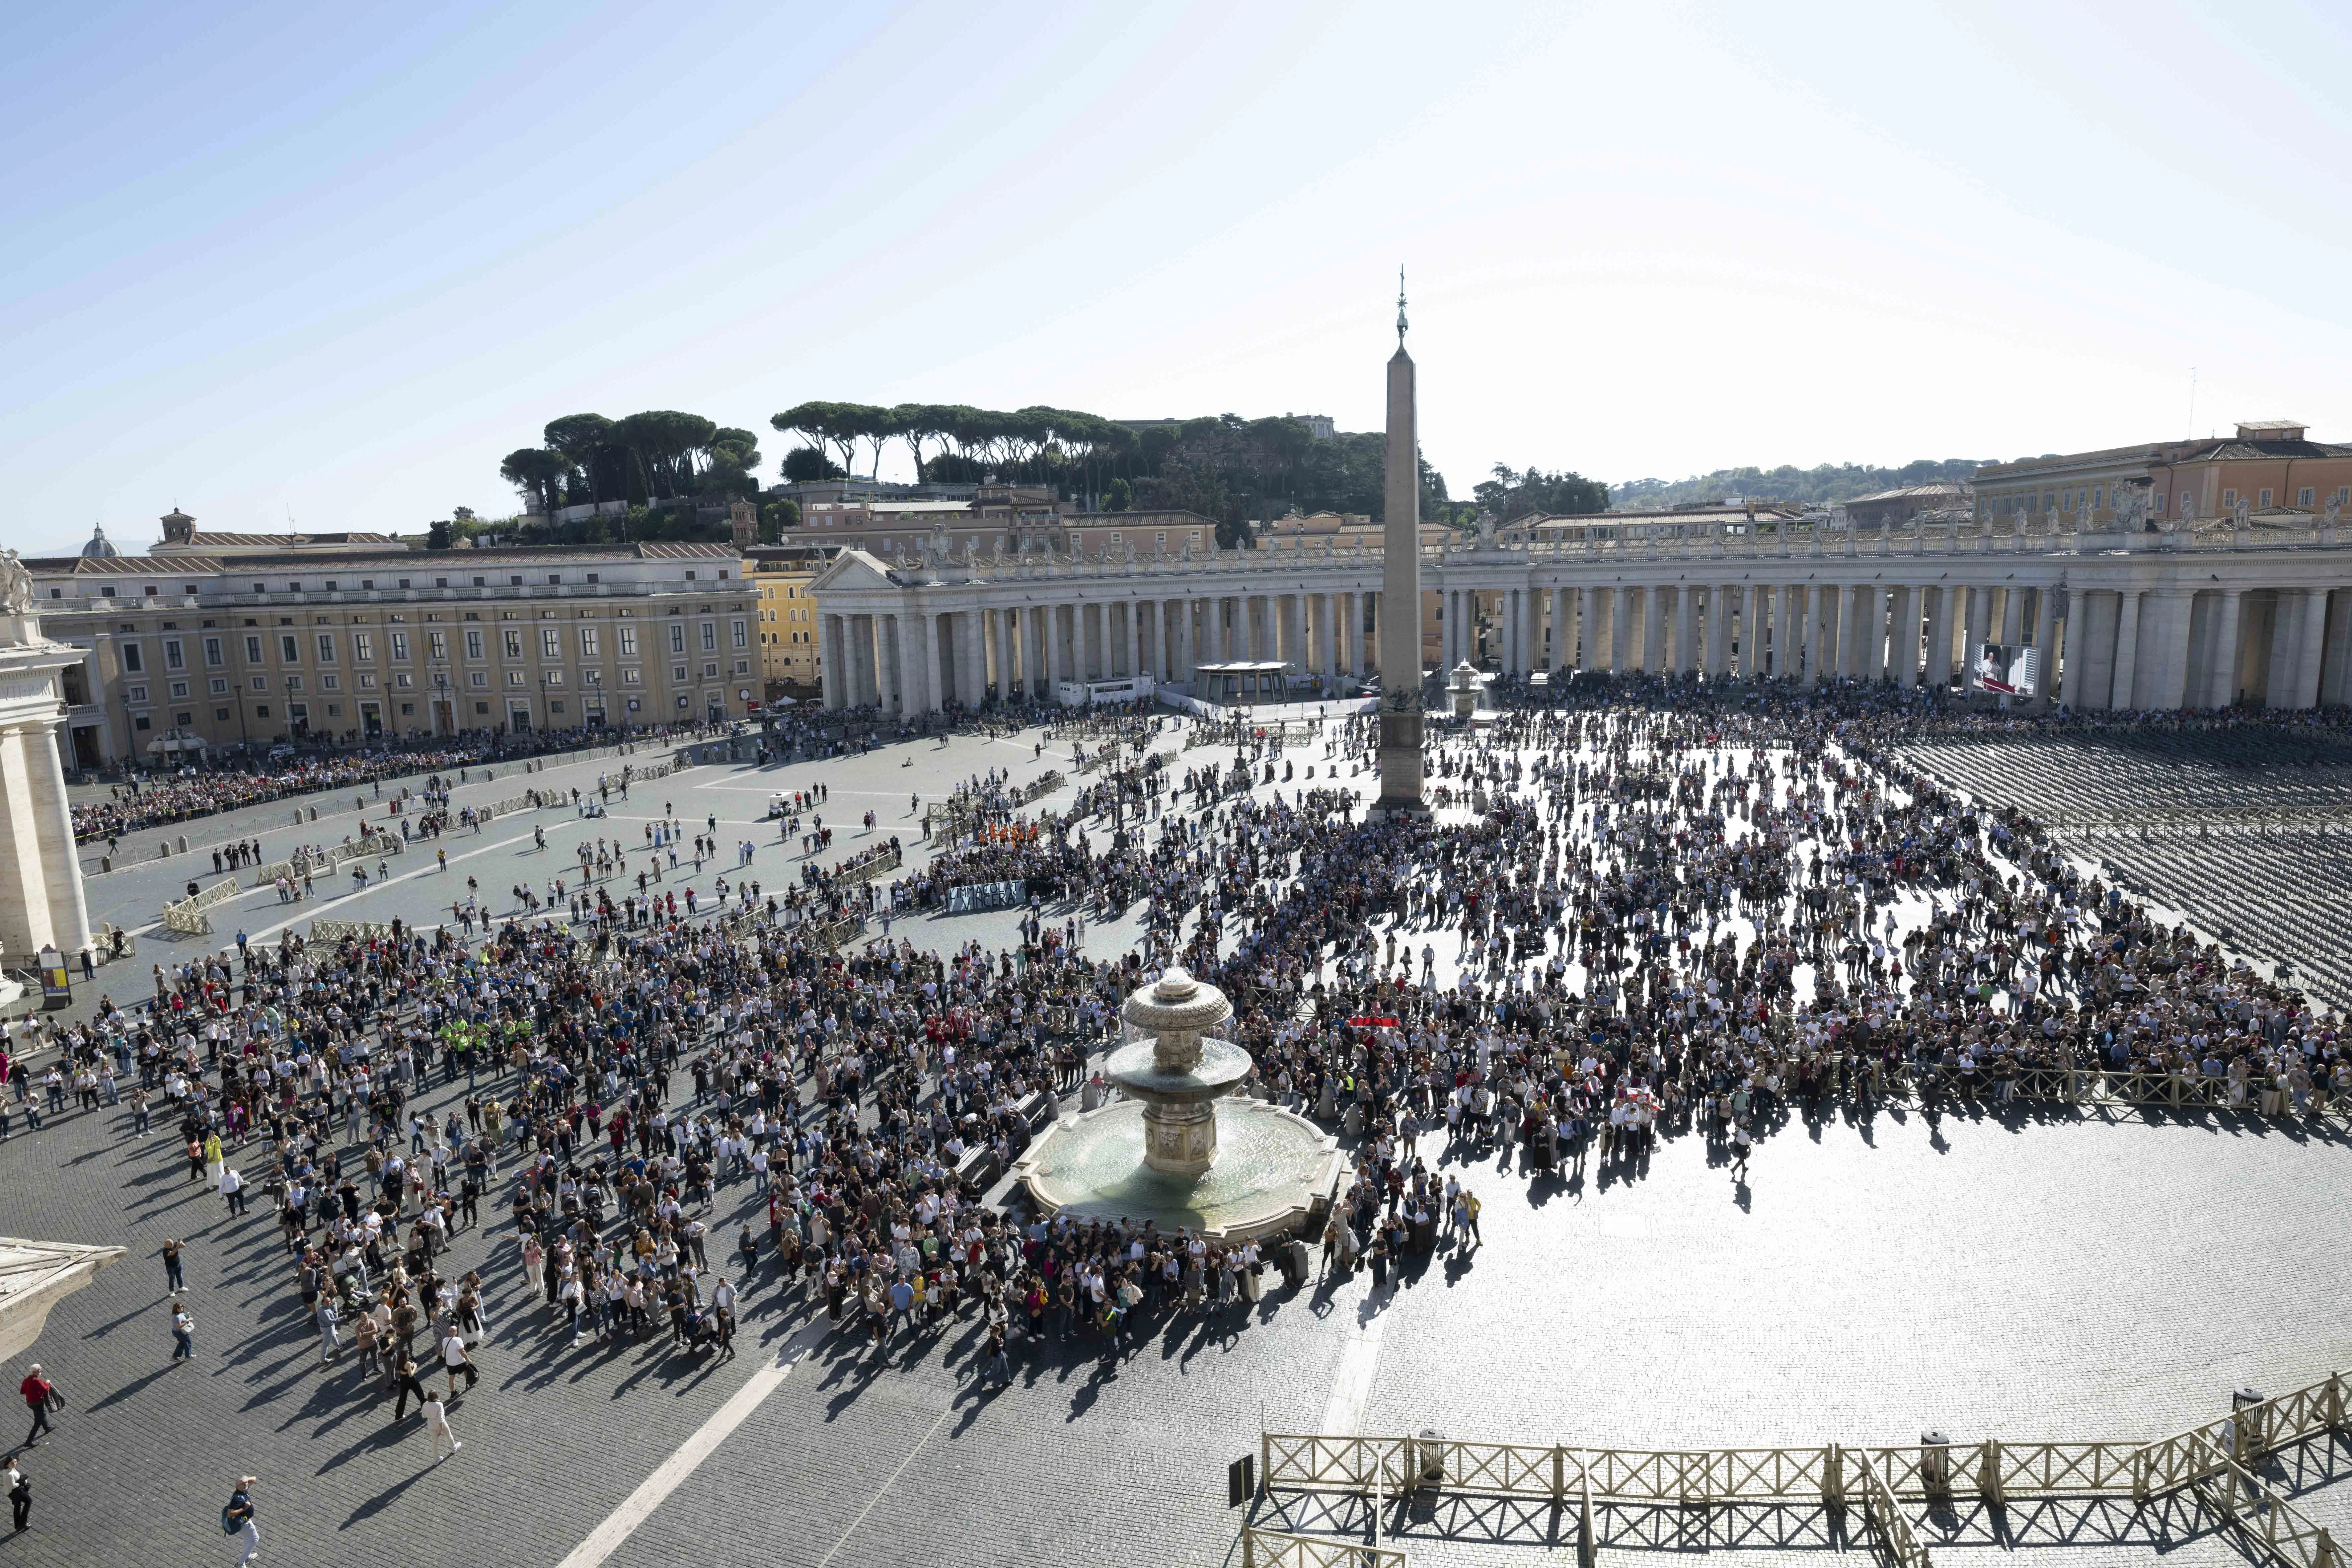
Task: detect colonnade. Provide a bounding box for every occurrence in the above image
[812,543,2352,716]
[818,589,1378,714]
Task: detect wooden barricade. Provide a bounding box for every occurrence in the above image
[1260,1364,2350,1568]
[1241,1527,1406,1568]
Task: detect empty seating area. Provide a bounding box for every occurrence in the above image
[2075,828,2352,1015]
[1901,731,2352,823]
[1901,731,2352,1014]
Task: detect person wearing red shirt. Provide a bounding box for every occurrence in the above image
[18,1365,53,1448]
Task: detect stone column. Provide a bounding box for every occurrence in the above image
[1962,587,1991,685]
[2205,590,2242,709]
[20,718,93,957]
[820,614,846,709]
[2323,591,2352,709]
[925,611,948,712]
[2293,586,2328,709]
[2029,584,2060,707]
[851,615,878,706]
[2001,586,2027,649]
[1043,602,1067,700]
[2149,590,2193,709]
[1884,586,1911,687]
[1672,586,1698,675]
[1639,587,1665,674]
[1923,585,1951,688]
[0,726,58,958]
[960,610,985,706]
[1775,585,1799,678]
[885,614,911,713]
[1549,587,1571,673]
[2111,590,2142,710]
[1346,592,1365,677]
[1600,587,1624,672]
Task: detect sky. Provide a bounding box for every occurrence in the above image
[6,0,2351,554]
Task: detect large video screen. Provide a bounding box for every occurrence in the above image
[1972,641,2039,698]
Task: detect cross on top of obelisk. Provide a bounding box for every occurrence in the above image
[1396,265,1408,348]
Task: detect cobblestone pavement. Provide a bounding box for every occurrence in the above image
[5,720,2350,1568]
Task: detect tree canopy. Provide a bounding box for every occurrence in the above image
[495,409,760,516]
[1613,458,1987,510]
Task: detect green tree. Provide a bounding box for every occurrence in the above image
[498,448,567,514]
[1102,476,1132,512]
[542,413,618,503]
[426,519,452,550]
[781,446,844,483]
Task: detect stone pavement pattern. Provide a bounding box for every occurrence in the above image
[2,720,2349,1568]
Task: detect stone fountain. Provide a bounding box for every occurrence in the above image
[1011,968,1340,1242]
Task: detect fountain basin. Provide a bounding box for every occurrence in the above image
[1011,1096,1342,1243]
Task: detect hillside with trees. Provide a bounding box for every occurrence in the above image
[1611,457,1986,510]
[768,401,1473,543]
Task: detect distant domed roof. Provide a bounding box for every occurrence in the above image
[80,524,119,559]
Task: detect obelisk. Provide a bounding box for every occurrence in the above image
[1373,269,1426,815]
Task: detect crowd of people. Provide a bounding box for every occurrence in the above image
[4,673,2347,1531]
[69,720,733,844]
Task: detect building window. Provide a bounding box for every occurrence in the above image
[580,627,599,657]
[503,629,523,658]
[2260,489,2274,507]
[425,631,443,659]
[215,708,229,721]
[134,715,150,731]
[470,672,488,687]
[121,643,144,674]
[508,671,524,686]
[701,622,717,652]
[209,678,227,695]
[2222,489,2237,507]
[672,664,688,683]
[669,625,686,654]
[730,619,748,649]
[390,632,410,660]
[354,632,374,660]
[547,573,561,585]
[321,675,339,691]
[250,676,266,692]
[255,705,269,718]
[279,634,299,661]
[550,700,566,714]
[619,626,638,657]
[475,701,490,715]
[622,668,641,685]
[163,638,184,670]
[465,629,484,659]
[2298,487,2316,507]
[169,681,189,699]
[101,586,115,598]
[174,712,192,726]
[317,633,336,662]
[541,627,560,658]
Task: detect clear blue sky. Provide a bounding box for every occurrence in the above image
[7,0,2349,553]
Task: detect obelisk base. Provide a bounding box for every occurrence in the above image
[1371,708,1427,818]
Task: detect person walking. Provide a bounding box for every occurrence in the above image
[170,1300,195,1363]
[1730,1119,1752,1180]
[314,1292,343,1364]
[162,1238,186,1294]
[437,1327,478,1396]
[420,1392,461,1460]
[222,1476,258,1567]
[389,1351,429,1421]
[16,1367,52,1449]
[5,1453,27,1532]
